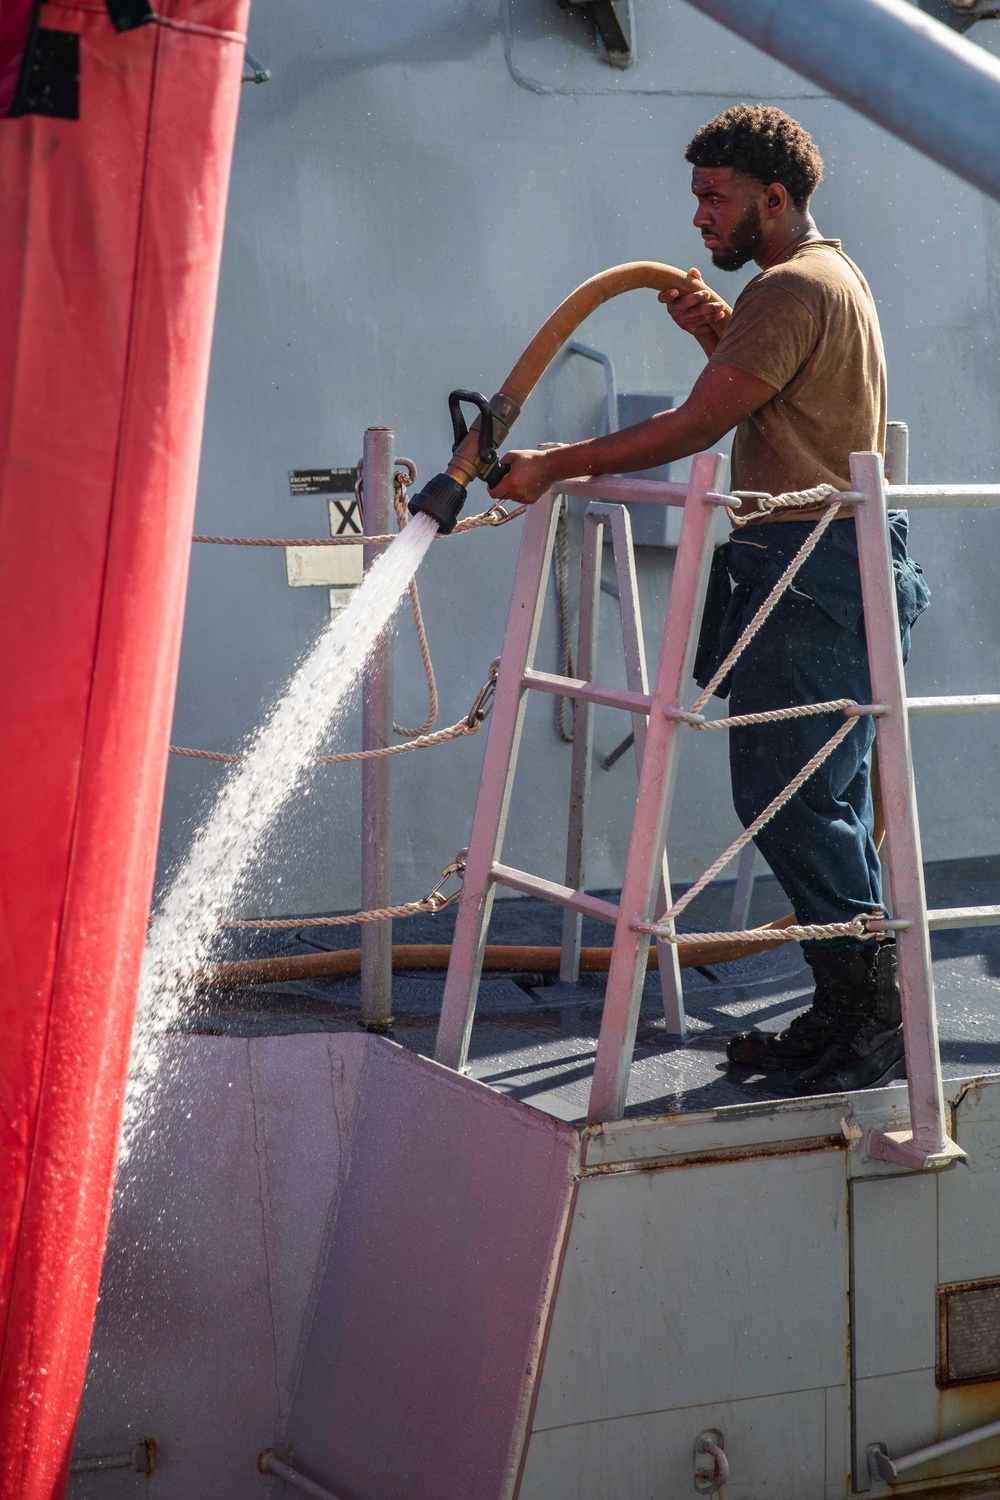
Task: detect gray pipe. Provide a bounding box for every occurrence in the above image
[682,0,1000,203]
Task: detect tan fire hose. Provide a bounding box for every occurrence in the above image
[444,261,732,492]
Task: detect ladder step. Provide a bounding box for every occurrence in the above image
[560,476,689,507]
[490,862,620,925]
[926,905,1000,930]
[522,670,652,716]
[907,695,1000,715]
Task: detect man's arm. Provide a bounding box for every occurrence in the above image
[488,359,777,506]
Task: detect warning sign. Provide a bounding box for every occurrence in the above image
[288,467,358,496]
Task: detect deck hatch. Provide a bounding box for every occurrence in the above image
[938,1278,1000,1386]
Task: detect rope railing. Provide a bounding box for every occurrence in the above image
[222,855,467,930]
[638,484,887,950]
[191,503,526,549]
[171,663,498,767]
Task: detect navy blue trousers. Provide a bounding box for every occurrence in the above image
[701,517,929,959]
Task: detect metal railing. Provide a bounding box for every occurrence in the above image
[434,449,999,1168]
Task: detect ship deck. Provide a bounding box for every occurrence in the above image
[191,856,1000,1123]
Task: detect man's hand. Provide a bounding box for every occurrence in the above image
[488,448,558,506]
[660,268,727,356]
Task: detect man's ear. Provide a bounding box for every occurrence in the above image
[765,182,788,217]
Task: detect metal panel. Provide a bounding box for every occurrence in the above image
[939,1076,1000,1284]
[73,1034,368,1500]
[532,1147,847,1429]
[851,1175,938,1380]
[286,1041,578,1500]
[518,1389,828,1500]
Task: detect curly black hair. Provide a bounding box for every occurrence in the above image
[685,106,823,210]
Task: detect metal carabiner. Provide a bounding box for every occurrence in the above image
[421,851,468,912]
[484,501,525,526]
[466,660,500,728]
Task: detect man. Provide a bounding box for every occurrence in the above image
[488,104,929,1093]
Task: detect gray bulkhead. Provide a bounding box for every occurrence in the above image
[163,0,1000,919]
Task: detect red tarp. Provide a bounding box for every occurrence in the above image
[0,1,248,1493]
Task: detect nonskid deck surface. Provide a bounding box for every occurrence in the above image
[189,857,1000,1123]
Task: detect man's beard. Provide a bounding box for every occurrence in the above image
[709,201,763,271]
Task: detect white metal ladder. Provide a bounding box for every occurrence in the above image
[435,449,1000,1169]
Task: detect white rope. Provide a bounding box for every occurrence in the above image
[224,898,439,930]
[692,698,860,731]
[691,487,840,711]
[649,917,873,946]
[651,486,878,945]
[191,504,526,549]
[170,716,481,766]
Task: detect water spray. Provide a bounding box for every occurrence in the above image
[408,261,730,531]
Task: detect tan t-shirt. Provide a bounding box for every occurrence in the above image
[709,238,886,520]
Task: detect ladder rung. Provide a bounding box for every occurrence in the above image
[926,905,1000,930]
[907,695,1000,715]
[522,670,652,716]
[559,476,689,507]
[490,863,620,925]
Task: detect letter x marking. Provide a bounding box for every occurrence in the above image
[332,499,362,535]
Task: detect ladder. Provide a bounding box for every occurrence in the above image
[557,495,761,1036]
[435,449,1000,1169]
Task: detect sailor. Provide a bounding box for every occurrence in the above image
[488,104,929,1093]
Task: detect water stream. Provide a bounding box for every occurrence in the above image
[122,513,438,1154]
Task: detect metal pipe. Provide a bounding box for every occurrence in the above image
[887,485,1000,508]
[884,420,909,485]
[928,904,1000,929]
[69,1439,154,1475]
[491,861,621,923]
[871,1416,1000,1481]
[258,1452,347,1500]
[852,451,951,1161]
[681,0,1000,203]
[522,669,653,716]
[566,341,619,437]
[359,427,394,1032]
[908,694,1000,714]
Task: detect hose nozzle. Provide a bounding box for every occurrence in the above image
[407,473,468,535]
[409,389,519,533]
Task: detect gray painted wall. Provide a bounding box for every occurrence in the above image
[160,0,1000,918]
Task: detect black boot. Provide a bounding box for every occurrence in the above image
[725,944,857,1071]
[797,941,904,1094]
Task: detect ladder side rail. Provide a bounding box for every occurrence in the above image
[560,504,604,981]
[434,493,561,1072]
[587,454,728,1123]
[603,502,687,1038]
[851,451,958,1167]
